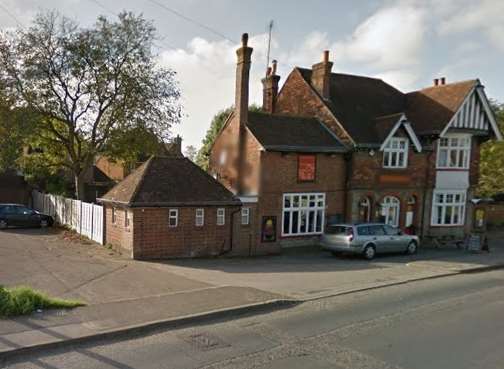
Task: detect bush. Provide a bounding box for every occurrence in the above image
[0,285,85,317]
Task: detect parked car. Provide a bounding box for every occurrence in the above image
[320,223,419,260]
[0,204,54,229]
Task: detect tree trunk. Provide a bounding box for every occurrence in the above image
[74,172,86,201]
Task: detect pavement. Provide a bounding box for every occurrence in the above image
[1,227,504,360]
[4,268,504,368]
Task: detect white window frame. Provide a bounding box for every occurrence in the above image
[112,207,117,224]
[168,209,178,227]
[381,196,400,227]
[383,137,409,168]
[241,207,250,225]
[436,134,471,169]
[217,208,225,226]
[195,208,204,227]
[282,193,325,237]
[431,190,466,226]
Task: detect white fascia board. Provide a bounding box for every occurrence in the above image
[440,86,476,138]
[379,114,422,152]
[476,87,503,141]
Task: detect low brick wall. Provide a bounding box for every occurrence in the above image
[486,202,504,227]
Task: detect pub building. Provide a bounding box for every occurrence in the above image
[210,33,502,256]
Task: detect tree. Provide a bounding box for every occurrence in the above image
[184,145,197,162]
[195,104,261,170]
[478,100,504,197]
[0,11,181,199]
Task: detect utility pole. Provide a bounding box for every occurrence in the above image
[266,20,274,76]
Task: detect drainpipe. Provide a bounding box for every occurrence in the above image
[420,142,434,239]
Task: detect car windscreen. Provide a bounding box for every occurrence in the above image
[325,225,352,235]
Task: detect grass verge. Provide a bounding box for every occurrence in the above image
[0,285,85,318]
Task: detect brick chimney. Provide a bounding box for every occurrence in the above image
[261,60,281,113]
[235,33,253,194]
[311,50,333,100]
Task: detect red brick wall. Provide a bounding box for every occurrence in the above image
[257,151,347,248]
[209,114,262,195]
[131,206,238,259]
[105,205,134,255]
[275,69,353,145]
[349,148,429,190]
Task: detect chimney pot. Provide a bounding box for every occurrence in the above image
[272,59,277,75]
[434,78,439,86]
[323,50,329,63]
[441,77,446,85]
[241,33,248,47]
[266,66,272,76]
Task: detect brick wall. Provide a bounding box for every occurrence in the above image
[104,205,134,256]
[486,202,504,227]
[130,206,238,259]
[257,151,347,248]
[275,69,353,145]
[209,114,262,195]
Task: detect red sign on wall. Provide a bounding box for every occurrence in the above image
[298,155,316,182]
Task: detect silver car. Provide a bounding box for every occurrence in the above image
[320,223,419,260]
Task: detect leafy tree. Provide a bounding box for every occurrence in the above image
[0,91,25,171]
[479,100,504,197]
[195,104,261,170]
[0,11,181,199]
[184,145,197,162]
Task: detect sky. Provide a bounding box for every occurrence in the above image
[1,0,503,150]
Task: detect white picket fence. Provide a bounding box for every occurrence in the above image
[32,190,105,245]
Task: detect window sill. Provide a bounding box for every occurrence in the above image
[430,224,465,228]
[435,167,470,171]
[281,232,323,238]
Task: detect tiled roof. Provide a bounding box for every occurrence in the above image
[247,111,346,153]
[296,68,478,144]
[297,68,405,144]
[98,156,240,207]
[373,113,405,142]
[405,80,477,134]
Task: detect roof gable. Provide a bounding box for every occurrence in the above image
[440,85,503,140]
[405,80,477,135]
[99,156,240,207]
[376,113,422,152]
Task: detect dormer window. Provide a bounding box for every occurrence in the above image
[383,137,408,168]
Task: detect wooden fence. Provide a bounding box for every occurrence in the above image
[32,191,105,245]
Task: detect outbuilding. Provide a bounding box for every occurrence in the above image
[98,156,241,259]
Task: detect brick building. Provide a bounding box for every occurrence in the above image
[209,33,502,254]
[98,156,241,259]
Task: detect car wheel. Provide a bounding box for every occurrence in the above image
[406,241,418,255]
[40,219,49,228]
[0,219,7,230]
[363,245,376,260]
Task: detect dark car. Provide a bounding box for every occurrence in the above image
[0,204,54,229]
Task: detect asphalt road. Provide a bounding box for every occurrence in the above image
[3,269,504,369]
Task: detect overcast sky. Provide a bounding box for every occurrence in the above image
[1,0,503,149]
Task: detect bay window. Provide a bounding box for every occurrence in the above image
[431,191,466,226]
[437,135,471,169]
[282,193,325,236]
[383,137,408,168]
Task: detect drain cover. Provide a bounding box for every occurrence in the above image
[182,332,230,351]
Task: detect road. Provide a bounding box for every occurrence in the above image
[3,269,504,369]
